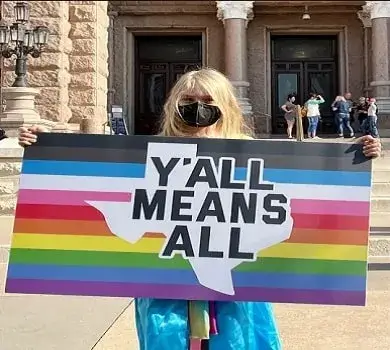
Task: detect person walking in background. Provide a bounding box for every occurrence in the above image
[331,97,339,133]
[333,95,354,138]
[363,97,379,138]
[0,129,7,141]
[280,93,298,139]
[305,92,325,139]
[355,96,369,132]
[344,92,357,129]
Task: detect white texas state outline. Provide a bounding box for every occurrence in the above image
[87,142,294,295]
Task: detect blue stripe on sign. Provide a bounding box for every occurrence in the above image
[7,264,366,291]
[22,160,146,178]
[21,160,371,187]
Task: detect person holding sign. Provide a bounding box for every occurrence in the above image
[18,68,381,350]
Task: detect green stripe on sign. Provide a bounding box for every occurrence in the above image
[9,249,367,276]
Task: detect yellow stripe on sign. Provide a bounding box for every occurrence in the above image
[12,233,368,261]
[259,243,367,261]
[12,234,164,253]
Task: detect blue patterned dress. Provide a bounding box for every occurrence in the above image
[135,298,282,350]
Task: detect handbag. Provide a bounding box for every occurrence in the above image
[299,105,307,118]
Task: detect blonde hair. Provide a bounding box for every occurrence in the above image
[159,67,252,139]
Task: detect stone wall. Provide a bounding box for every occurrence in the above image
[1,1,109,127]
[0,142,22,241]
[68,1,109,127]
[2,1,72,123]
[0,154,20,216]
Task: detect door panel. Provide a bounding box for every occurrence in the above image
[136,63,169,135]
[170,63,201,84]
[271,62,302,134]
[304,62,337,133]
[134,36,202,135]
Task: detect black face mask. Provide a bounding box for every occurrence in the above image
[178,102,221,127]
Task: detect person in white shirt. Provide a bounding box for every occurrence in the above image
[364,97,379,138]
[304,92,325,138]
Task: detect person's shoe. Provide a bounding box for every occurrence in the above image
[0,129,7,141]
[338,134,343,137]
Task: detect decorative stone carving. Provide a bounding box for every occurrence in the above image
[357,9,371,27]
[365,1,390,19]
[216,1,254,25]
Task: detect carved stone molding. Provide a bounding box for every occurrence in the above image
[357,9,371,27]
[365,1,390,19]
[216,1,254,25]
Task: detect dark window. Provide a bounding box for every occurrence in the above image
[136,36,202,62]
[272,36,336,61]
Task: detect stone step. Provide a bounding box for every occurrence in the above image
[368,256,390,271]
[373,157,390,170]
[370,226,390,235]
[371,198,390,212]
[370,212,390,227]
[372,170,390,182]
[372,183,390,196]
[0,177,19,196]
[369,233,390,257]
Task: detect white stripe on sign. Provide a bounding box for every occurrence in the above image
[18,174,371,202]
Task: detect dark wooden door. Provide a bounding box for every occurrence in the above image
[271,36,338,134]
[135,36,202,135]
[272,62,303,133]
[304,61,337,133]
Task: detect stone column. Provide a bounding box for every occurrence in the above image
[365,1,390,131]
[107,11,118,108]
[216,1,254,120]
[357,7,372,96]
[68,1,109,134]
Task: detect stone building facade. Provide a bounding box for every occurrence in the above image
[1,0,109,129]
[0,0,390,136]
[0,1,390,264]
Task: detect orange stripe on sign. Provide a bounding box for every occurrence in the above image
[13,218,367,245]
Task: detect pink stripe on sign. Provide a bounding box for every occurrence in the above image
[17,189,131,206]
[190,339,202,350]
[291,199,370,216]
[17,190,369,216]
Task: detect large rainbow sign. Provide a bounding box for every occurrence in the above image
[5,134,372,306]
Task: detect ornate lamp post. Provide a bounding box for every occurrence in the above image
[0,1,49,87]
